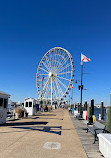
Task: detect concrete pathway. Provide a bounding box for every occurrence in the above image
[0,109,87,158]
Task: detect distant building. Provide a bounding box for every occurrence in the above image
[95,104,101,108]
[24,98,37,115]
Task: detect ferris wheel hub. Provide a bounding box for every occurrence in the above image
[49,72,57,79]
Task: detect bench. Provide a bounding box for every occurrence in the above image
[87,121,107,144]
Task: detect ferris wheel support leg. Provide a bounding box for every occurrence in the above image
[51,77,53,106]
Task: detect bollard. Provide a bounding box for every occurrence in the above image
[106,107,111,133]
[75,104,77,110]
[91,99,94,115]
[78,103,80,113]
[84,101,87,111]
[88,106,93,123]
[101,101,104,120]
[99,114,101,120]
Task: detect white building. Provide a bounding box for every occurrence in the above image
[0,91,10,124]
[24,98,37,116]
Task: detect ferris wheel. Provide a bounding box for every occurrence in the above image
[36,47,74,105]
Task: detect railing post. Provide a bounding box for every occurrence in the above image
[84,100,87,111]
[91,99,94,116]
[101,101,104,120]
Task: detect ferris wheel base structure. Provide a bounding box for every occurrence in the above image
[36,47,74,106]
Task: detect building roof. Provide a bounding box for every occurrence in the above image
[0,91,10,97]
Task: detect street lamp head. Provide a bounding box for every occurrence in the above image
[84,88,88,90]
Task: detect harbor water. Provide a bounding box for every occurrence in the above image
[94,107,106,121]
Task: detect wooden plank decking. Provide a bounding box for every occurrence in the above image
[70,113,104,158]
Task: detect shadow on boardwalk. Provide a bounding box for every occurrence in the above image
[1,120,62,135]
[35,114,56,116]
[3,121,48,126]
[12,126,62,135]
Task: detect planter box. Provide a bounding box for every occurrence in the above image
[98,133,111,158]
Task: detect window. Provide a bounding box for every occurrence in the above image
[4,99,8,108]
[29,102,32,107]
[26,102,28,107]
[0,98,3,107]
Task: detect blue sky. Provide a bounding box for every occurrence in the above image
[0,0,111,105]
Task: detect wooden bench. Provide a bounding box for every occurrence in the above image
[87,121,107,143]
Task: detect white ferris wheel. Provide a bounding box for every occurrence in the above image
[36,47,74,105]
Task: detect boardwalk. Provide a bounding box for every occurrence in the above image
[70,113,104,158]
[0,109,87,158]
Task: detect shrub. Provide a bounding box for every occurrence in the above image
[15,106,22,115]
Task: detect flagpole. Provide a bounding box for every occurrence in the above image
[80,53,90,117]
[80,62,83,117]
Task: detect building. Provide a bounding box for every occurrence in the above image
[24,98,37,115]
[0,91,10,124]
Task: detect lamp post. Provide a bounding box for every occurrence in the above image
[75,79,88,117]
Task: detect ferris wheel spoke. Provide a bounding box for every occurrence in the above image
[54,52,63,70]
[40,78,49,96]
[59,51,66,66]
[49,53,52,70]
[57,75,70,81]
[55,79,61,99]
[37,79,43,82]
[39,67,49,73]
[39,74,49,76]
[42,79,49,97]
[57,63,71,73]
[43,79,50,98]
[37,76,48,82]
[47,83,51,99]
[45,57,51,71]
[49,53,52,71]
[54,50,61,70]
[56,79,64,97]
[42,62,50,72]
[53,81,57,99]
[57,55,69,73]
[53,60,62,72]
[54,60,62,67]
[58,71,71,75]
[54,54,66,66]
[57,78,67,89]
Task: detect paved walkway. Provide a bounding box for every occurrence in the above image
[0,109,87,158]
